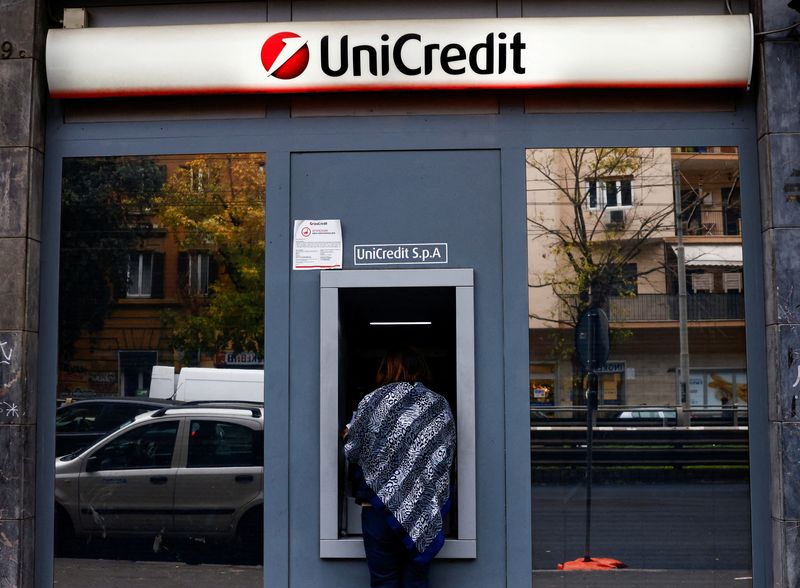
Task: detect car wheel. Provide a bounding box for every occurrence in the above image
[236,506,263,564]
[54,505,75,557]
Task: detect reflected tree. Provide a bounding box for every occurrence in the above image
[158,154,265,359]
[527,147,675,326]
[59,157,165,363]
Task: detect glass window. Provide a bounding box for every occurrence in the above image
[127,252,154,297]
[527,146,750,584]
[188,252,210,295]
[89,420,179,471]
[56,403,104,433]
[586,177,634,211]
[56,153,266,576]
[530,363,556,407]
[187,420,262,468]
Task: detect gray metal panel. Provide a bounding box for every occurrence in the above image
[521,0,749,17]
[739,137,772,588]
[291,0,497,21]
[35,151,60,588]
[455,286,476,540]
[320,538,476,559]
[88,3,268,26]
[63,97,268,124]
[321,269,473,289]
[499,147,533,587]
[263,149,291,586]
[319,286,339,543]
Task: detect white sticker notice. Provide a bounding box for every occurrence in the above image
[293,219,343,270]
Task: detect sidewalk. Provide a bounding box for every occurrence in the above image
[532,569,752,587]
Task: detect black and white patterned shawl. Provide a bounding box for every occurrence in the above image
[344,381,456,559]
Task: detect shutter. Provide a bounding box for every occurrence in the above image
[151,252,165,299]
[113,253,132,299]
[177,252,189,293]
[606,181,618,207]
[621,180,632,206]
[587,181,597,209]
[208,255,219,287]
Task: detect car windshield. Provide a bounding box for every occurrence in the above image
[56,405,99,432]
[56,415,145,461]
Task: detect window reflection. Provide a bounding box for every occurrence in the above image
[55,154,265,584]
[527,147,750,584]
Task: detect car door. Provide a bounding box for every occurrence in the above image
[78,418,183,536]
[173,418,263,536]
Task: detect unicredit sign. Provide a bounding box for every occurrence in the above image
[46,16,753,98]
[316,33,526,77]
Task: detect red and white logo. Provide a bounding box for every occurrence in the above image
[261,32,310,80]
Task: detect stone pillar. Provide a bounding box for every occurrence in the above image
[0,0,46,585]
[757,0,800,586]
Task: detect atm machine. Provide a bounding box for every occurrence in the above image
[319,269,477,559]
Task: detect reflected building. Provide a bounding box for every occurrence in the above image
[527,147,746,419]
[57,154,266,402]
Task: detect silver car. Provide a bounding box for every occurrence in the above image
[54,404,263,557]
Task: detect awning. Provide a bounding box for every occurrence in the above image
[672,244,743,267]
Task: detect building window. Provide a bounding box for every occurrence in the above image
[587,177,633,211]
[530,363,556,406]
[118,351,158,397]
[127,252,153,297]
[610,263,638,296]
[596,361,626,405]
[188,252,210,295]
[686,369,747,408]
[126,252,165,298]
[179,252,215,296]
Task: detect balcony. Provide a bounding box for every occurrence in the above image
[682,208,741,237]
[608,293,744,323]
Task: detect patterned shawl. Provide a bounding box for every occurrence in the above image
[344,381,456,561]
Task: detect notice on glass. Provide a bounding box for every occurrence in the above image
[293,219,343,270]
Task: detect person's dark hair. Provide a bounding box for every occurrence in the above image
[375,346,431,387]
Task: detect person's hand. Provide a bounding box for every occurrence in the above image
[341,425,349,440]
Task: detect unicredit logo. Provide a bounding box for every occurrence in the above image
[261,32,310,79]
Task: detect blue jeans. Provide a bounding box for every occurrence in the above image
[361,506,431,588]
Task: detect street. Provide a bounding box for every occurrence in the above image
[53,479,752,587]
[54,559,262,587]
[533,479,752,571]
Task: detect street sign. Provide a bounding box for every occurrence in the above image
[575,308,610,372]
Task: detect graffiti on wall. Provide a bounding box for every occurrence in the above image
[0,338,20,419]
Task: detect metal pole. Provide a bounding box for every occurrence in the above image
[583,310,595,563]
[673,162,691,426]
[583,371,597,562]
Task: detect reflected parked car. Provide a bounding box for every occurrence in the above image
[54,404,264,558]
[56,398,178,457]
[616,407,678,426]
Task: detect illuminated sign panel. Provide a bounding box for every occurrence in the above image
[46,16,753,98]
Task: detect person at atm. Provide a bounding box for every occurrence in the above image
[344,347,456,588]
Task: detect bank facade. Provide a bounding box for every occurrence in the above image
[1,0,798,586]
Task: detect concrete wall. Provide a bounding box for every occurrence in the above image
[0,0,46,585]
[756,1,800,585]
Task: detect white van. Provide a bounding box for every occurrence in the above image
[149,366,264,403]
